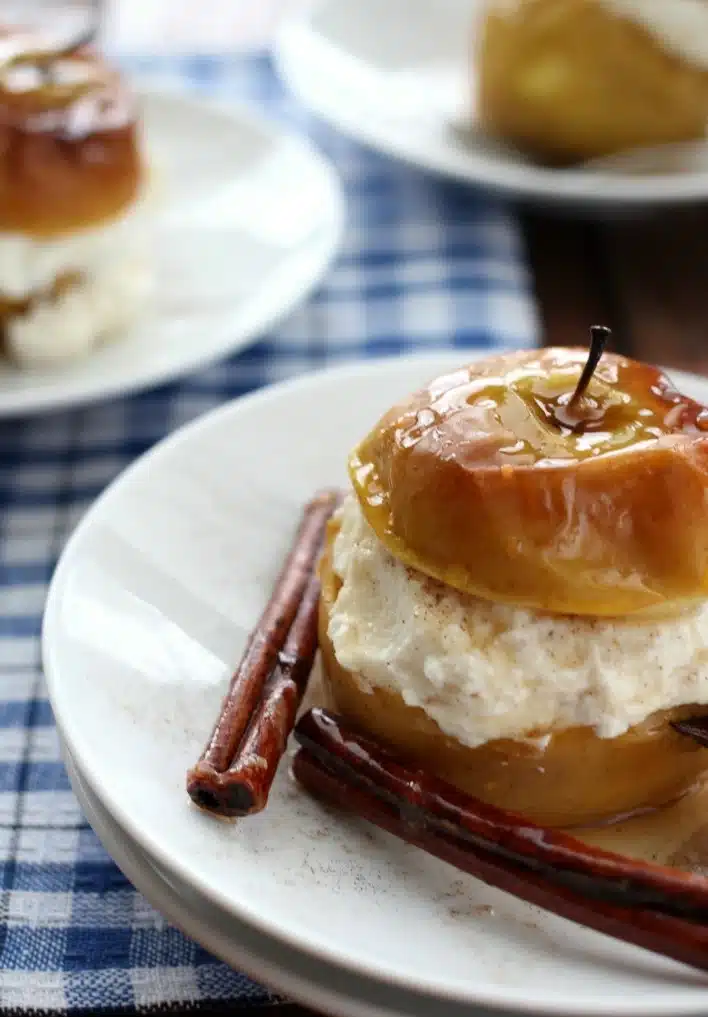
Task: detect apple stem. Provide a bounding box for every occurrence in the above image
[569,326,612,409]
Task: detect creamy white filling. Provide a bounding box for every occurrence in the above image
[0,193,150,301]
[0,187,154,367]
[596,0,708,70]
[328,495,708,747]
[6,254,151,367]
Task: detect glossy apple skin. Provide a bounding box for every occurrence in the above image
[318,531,708,828]
[350,348,708,617]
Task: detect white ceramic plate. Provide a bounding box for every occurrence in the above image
[0,89,343,417]
[274,0,708,209]
[61,739,482,1017]
[44,353,708,1017]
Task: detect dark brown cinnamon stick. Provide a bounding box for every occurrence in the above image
[189,569,322,816]
[292,708,708,971]
[186,490,340,816]
[293,747,708,973]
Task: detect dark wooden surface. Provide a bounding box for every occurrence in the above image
[521,207,708,371]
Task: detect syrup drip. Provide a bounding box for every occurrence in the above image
[578,780,708,875]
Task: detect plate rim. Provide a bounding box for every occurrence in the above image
[61,736,444,1017]
[273,0,708,208]
[0,85,344,418]
[43,351,708,1016]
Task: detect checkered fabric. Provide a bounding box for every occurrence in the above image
[0,53,535,1015]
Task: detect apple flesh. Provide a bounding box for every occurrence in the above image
[350,348,708,616]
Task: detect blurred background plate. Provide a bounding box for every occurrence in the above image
[0,88,343,417]
[274,0,708,209]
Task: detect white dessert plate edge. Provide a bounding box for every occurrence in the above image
[60,735,468,1017]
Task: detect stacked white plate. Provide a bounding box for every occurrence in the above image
[43,352,708,1017]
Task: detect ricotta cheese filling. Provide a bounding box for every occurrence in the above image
[6,253,150,367]
[328,494,708,747]
[0,193,149,301]
[0,192,152,366]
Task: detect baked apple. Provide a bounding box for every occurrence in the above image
[350,343,708,616]
[0,26,149,367]
[319,338,708,827]
[476,0,708,165]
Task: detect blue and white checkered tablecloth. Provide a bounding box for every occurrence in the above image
[0,54,535,1015]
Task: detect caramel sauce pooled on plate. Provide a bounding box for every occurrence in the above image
[578,779,708,876]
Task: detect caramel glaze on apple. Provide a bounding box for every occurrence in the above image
[351,348,708,617]
[0,27,141,237]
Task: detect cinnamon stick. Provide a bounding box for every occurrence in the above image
[293,708,708,971]
[186,490,340,816]
[189,570,322,816]
[293,749,708,972]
